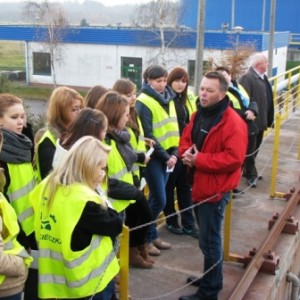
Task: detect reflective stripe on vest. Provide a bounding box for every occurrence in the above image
[6,163,35,235]
[128,117,146,178]
[106,139,135,213]
[137,93,179,149]
[31,182,119,298]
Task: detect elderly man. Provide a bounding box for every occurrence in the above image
[239,53,274,187]
[178,71,248,300]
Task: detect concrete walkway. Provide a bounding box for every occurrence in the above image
[129,110,300,300]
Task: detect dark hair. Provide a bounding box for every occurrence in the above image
[60,107,107,149]
[143,65,168,82]
[204,71,229,92]
[215,66,231,75]
[112,79,135,95]
[95,91,128,133]
[112,79,140,135]
[84,85,108,109]
[167,67,189,105]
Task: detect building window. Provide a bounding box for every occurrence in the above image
[33,52,51,76]
[188,60,195,84]
[121,57,142,91]
[188,60,213,85]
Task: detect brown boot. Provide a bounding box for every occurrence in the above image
[129,247,153,269]
[138,244,155,264]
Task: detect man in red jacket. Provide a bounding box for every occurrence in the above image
[178,71,248,300]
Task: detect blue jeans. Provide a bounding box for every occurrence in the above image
[0,293,22,300]
[164,159,195,228]
[194,193,230,299]
[145,158,169,242]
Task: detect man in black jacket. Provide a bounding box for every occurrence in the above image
[239,53,274,187]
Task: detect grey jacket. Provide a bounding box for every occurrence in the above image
[239,67,274,131]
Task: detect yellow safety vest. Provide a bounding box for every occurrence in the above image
[227,84,250,111]
[35,130,56,183]
[186,90,197,117]
[6,163,35,236]
[137,93,179,150]
[0,193,32,285]
[105,138,135,213]
[128,117,146,178]
[30,181,119,299]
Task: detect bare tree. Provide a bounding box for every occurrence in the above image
[23,0,69,87]
[211,40,256,80]
[132,0,188,67]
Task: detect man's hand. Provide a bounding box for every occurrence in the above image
[245,110,256,121]
[182,145,198,167]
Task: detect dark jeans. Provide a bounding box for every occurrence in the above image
[125,189,153,247]
[0,293,22,300]
[194,193,229,299]
[164,159,195,228]
[243,130,264,178]
[24,268,39,300]
[145,158,169,242]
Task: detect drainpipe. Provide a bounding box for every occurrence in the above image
[286,271,300,300]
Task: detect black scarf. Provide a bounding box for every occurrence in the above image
[192,98,229,151]
[141,82,176,108]
[0,129,33,163]
[111,129,137,171]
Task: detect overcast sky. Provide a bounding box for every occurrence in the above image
[0,0,150,6]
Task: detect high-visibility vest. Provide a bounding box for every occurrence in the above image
[128,117,146,178]
[0,193,32,285]
[105,138,135,213]
[6,163,35,236]
[186,90,197,116]
[30,181,119,299]
[227,84,250,111]
[35,130,56,183]
[137,93,179,150]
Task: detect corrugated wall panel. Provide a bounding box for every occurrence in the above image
[180,0,300,33]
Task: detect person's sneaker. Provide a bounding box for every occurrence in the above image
[146,243,161,256]
[167,224,183,235]
[258,175,263,180]
[152,238,172,250]
[183,226,199,239]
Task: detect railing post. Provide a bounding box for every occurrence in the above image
[223,195,233,261]
[270,113,281,198]
[119,225,129,300]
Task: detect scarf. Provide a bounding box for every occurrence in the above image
[0,129,33,163]
[141,82,176,107]
[192,98,229,151]
[111,129,137,171]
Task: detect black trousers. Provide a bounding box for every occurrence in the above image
[243,130,264,178]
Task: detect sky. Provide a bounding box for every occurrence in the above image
[0,0,150,6]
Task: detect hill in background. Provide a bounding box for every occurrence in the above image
[0,1,135,26]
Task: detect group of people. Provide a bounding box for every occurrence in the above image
[0,52,273,300]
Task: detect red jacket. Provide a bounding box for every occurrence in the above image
[179,106,248,203]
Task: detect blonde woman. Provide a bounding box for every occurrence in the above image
[30,136,122,299]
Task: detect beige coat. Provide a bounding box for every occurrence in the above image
[0,215,28,297]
